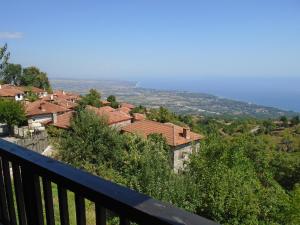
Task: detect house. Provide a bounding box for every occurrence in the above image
[25,100,70,123]
[52,98,77,110]
[87,105,132,129]
[121,120,203,172]
[18,86,48,97]
[132,113,146,122]
[52,90,80,103]
[120,102,135,109]
[0,84,24,101]
[41,90,80,110]
[100,100,111,106]
[116,106,131,114]
[50,111,74,129]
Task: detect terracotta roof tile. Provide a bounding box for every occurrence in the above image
[0,85,24,97]
[52,90,80,101]
[25,100,70,116]
[87,106,132,125]
[100,100,111,106]
[53,99,77,109]
[17,86,44,93]
[52,111,74,129]
[121,102,135,109]
[122,120,203,147]
[116,106,131,114]
[133,113,146,121]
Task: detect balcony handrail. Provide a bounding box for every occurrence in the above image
[0,139,217,225]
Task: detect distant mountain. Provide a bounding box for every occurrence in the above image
[51,79,299,119]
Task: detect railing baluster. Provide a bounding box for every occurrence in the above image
[21,166,45,225]
[2,159,17,225]
[95,204,106,225]
[120,217,130,225]
[12,163,27,225]
[58,185,70,225]
[75,194,86,225]
[42,178,55,225]
[0,157,9,224]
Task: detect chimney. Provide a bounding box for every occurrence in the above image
[173,125,176,146]
[52,113,58,124]
[39,102,46,111]
[183,127,191,139]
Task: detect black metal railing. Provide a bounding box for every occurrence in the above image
[0,139,217,225]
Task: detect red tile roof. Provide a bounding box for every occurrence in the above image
[97,106,114,113]
[87,106,132,125]
[133,113,146,121]
[116,106,131,114]
[52,111,74,129]
[100,100,111,106]
[18,86,44,93]
[122,120,203,147]
[0,85,24,97]
[120,102,135,109]
[54,99,77,109]
[25,100,70,116]
[52,90,80,101]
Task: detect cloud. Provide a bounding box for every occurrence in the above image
[0,32,23,39]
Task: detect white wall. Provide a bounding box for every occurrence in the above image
[15,94,24,101]
[28,114,52,123]
[172,142,200,173]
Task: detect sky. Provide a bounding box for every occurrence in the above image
[1,0,300,80]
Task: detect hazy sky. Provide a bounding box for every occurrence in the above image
[1,0,300,79]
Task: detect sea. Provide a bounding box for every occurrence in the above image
[135,76,300,112]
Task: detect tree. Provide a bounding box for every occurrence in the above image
[107,95,119,109]
[0,44,10,78]
[26,89,39,102]
[131,105,147,114]
[291,116,300,126]
[187,135,292,224]
[281,130,294,152]
[58,110,125,175]
[262,119,275,134]
[21,66,51,91]
[77,89,101,109]
[3,63,22,85]
[107,95,116,103]
[147,106,177,123]
[280,116,289,127]
[0,99,26,133]
[110,101,119,109]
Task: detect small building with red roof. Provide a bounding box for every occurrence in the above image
[121,120,203,172]
[120,102,135,109]
[51,111,74,129]
[25,100,70,123]
[86,106,132,129]
[0,84,24,101]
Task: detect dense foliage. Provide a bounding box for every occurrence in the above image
[20,66,52,91]
[77,89,101,109]
[107,95,119,108]
[53,109,300,224]
[2,63,22,85]
[0,99,26,133]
